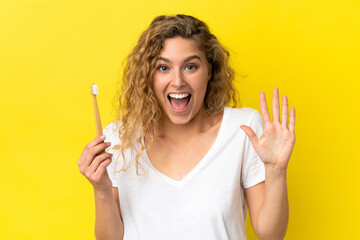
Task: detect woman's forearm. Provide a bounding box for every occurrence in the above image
[257,166,289,240]
[94,189,124,240]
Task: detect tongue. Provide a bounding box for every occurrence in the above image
[169,96,190,110]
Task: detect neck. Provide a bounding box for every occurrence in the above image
[158,106,221,143]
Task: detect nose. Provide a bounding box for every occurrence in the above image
[170,68,186,88]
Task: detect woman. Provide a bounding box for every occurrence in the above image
[78,14,296,240]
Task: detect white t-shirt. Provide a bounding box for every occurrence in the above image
[103,107,265,240]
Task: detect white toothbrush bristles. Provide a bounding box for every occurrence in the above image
[91,84,99,95]
[91,83,102,136]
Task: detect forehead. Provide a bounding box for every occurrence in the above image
[159,37,205,60]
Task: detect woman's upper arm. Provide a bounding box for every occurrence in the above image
[244,181,265,235]
[112,187,122,220]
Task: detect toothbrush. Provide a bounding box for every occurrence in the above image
[91,84,103,136]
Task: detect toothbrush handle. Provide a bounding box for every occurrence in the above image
[92,95,103,136]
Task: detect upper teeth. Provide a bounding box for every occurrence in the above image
[169,93,190,99]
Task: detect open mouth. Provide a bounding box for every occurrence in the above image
[167,93,191,111]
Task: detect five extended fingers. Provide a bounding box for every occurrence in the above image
[260,88,295,133]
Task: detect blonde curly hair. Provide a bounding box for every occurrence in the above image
[111,14,239,175]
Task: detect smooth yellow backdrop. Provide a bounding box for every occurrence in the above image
[1,0,359,239]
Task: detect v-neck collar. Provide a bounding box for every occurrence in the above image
[142,107,229,188]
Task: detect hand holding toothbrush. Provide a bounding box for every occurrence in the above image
[77,84,113,192]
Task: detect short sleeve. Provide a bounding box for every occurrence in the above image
[102,122,120,188]
[241,110,265,189]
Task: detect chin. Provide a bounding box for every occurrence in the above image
[167,114,193,125]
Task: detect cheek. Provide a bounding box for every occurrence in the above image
[192,74,209,94]
[152,78,166,101]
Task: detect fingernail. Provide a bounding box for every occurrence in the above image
[100,135,106,140]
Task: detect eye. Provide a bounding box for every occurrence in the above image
[158,65,169,72]
[185,65,197,70]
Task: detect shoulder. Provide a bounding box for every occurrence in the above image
[224,107,261,125]
[103,121,121,133]
[220,107,263,138]
[102,121,122,144]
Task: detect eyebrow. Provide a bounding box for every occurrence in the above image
[158,55,201,63]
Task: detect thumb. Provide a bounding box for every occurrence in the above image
[240,125,259,150]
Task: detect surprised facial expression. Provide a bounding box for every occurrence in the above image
[152,37,212,125]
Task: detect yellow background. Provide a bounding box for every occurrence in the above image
[1,0,359,239]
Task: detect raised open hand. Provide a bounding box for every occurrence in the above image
[240,88,296,170]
